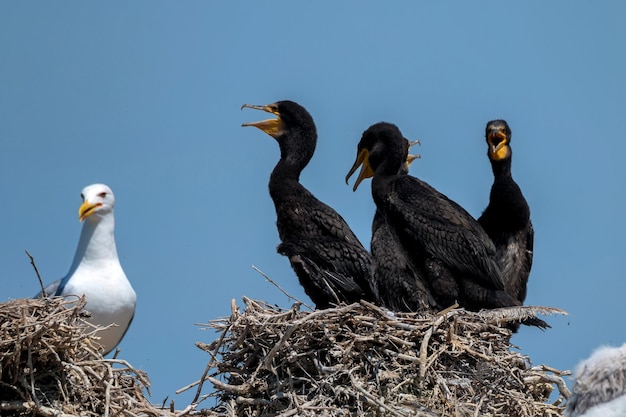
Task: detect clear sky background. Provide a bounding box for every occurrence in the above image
[1,1,625,408]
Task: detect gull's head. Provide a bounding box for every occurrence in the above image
[78,184,115,222]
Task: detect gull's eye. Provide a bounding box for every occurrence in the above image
[98,192,107,198]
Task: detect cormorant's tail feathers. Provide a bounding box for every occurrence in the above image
[521,316,550,330]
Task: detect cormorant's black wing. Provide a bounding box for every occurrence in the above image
[371,211,437,312]
[278,236,373,309]
[379,175,504,292]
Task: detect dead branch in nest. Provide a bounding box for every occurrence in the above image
[24,249,47,297]
[251,264,314,310]
[193,297,570,417]
[0,297,178,417]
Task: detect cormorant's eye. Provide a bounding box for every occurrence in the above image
[98,192,107,198]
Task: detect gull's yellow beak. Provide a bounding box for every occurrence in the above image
[78,200,102,222]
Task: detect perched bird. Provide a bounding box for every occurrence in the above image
[478,120,533,304]
[370,140,437,312]
[346,122,547,329]
[242,100,376,309]
[565,343,626,417]
[39,184,136,355]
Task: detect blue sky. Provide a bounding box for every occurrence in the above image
[1,1,625,407]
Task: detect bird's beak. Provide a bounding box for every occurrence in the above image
[78,200,102,222]
[408,139,421,148]
[487,131,509,160]
[241,104,281,138]
[406,153,421,166]
[406,138,421,168]
[346,148,373,192]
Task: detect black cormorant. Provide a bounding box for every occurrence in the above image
[242,100,376,309]
[370,141,437,312]
[478,120,533,305]
[346,122,547,328]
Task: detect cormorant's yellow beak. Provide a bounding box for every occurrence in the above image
[406,138,421,168]
[487,131,509,161]
[241,104,282,138]
[78,200,102,222]
[408,139,421,148]
[406,153,421,166]
[346,148,373,192]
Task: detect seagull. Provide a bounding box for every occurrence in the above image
[566,343,626,417]
[39,184,136,355]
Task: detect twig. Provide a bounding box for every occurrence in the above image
[524,373,572,399]
[27,345,38,405]
[263,324,298,370]
[419,312,447,379]
[207,377,252,395]
[180,362,211,402]
[25,249,47,297]
[0,401,79,417]
[103,365,113,417]
[175,403,197,416]
[348,371,408,417]
[251,264,313,310]
[178,313,231,401]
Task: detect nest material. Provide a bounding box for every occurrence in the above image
[0,297,174,417]
[195,297,570,417]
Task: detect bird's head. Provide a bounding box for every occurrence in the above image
[241,100,317,169]
[345,122,407,191]
[241,100,315,140]
[78,184,115,222]
[486,119,512,161]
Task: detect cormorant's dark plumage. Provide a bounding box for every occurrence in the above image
[478,119,533,304]
[242,100,376,309]
[370,141,437,312]
[346,122,547,329]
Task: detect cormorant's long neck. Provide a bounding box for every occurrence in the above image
[67,213,118,275]
[378,154,404,178]
[370,141,406,199]
[269,130,315,201]
[270,155,305,183]
[490,154,513,179]
[487,152,530,227]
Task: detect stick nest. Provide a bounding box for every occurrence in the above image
[195,297,570,417]
[0,297,172,417]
